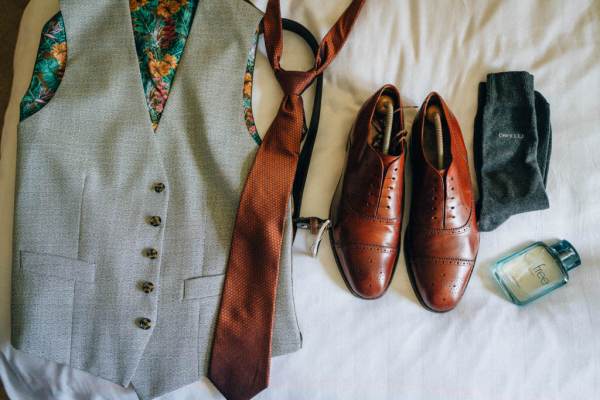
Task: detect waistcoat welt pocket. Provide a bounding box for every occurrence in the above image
[182,273,225,301]
[19,250,96,282]
[11,251,96,365]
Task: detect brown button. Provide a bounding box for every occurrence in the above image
[144,248,159,259]
[148,216,162,227]
[137,317,152,330]
[141,281,155,294]
[153,182,165,193]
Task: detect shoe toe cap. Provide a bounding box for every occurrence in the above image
[337,245,398,299]
[411,258,474,312]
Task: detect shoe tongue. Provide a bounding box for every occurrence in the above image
[380,153,399,167]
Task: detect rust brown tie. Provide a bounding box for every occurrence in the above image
[208,1,366,399]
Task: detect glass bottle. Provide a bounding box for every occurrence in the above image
[492,240,581,305]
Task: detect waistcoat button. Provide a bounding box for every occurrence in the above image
[153,182,166,193]
[141,281,155,293]
[148,216,162,227]
[137,317,152,330]
[144,248,159,259]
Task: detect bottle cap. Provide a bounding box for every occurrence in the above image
[548,240,581,271]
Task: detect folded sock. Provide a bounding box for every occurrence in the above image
[474,71,552,231]
[535,91,552,185]
[476,83,552,190]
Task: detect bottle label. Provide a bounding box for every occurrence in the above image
[496,246,565,303]
[529,264,550,285]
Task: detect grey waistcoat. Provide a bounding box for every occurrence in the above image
[10,1,302,399]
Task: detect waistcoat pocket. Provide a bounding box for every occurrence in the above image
[182,273,226,375]
[182,273,225,301]
[11,251,96,365]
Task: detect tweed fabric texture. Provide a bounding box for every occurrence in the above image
[10,1,301,399]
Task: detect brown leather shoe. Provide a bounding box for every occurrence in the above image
[329,85,407,299]
[405,92,480,312]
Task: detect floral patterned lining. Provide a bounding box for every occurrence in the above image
[243,30,262,145]
[130,0,198,130]
[20,2,261,144]
[19,12,66,122]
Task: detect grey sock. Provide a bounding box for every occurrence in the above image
[474,71,551,232]
[535,91,552,185]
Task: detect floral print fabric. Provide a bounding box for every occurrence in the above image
[20,1,261,142]
[21,1,199,131]
[243,30,262,145]
[19,12,66,121]
[130,0,198,130]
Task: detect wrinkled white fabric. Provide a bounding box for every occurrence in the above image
[1,0,599,399]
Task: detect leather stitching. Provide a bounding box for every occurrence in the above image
[410,255,475,265]
[341,197,400,224]
[411,208,474,235]
[334,243,397,253]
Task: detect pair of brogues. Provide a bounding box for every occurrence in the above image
[329,85,480,312]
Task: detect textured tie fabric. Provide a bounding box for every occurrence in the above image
[208,1,366,399]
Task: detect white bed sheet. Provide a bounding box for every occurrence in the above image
[1,0,599,399]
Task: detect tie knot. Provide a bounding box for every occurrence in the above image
[274,70,317,96]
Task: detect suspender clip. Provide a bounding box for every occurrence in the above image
[294,217,331,257]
